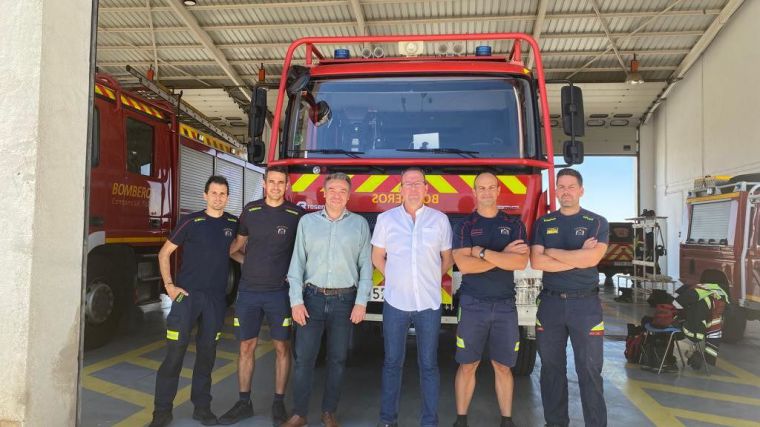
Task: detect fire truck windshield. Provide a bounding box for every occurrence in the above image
[284,76,536,160]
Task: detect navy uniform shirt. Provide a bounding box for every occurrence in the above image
[453,211,527,300]
[531,208,609,292]
[238,199,305,292]
[170,210,238,296]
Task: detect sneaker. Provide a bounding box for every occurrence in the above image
[193,406,219,426]
[219,400,253,425]
[149,410,172,427]
[501,419,516,427]
[453,419,468,427]
[272,400,287,426]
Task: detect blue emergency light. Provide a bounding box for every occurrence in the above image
[334,49,351,59]
[475,45,492,56]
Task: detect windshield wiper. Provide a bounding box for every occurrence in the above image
[288,149,364,159]
[396,148,479,159]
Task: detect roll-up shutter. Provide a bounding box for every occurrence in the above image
[215,158,244,216]
[179,145,214,216]
[244,168,264,204]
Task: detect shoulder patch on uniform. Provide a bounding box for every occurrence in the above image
[285,208,300,216]
[583,215,595,221]
[547,227,559,235]
[543,217,557,222]
[248,206,262,212]
[194,217,206,222]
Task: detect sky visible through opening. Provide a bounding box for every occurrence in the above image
[553,156,637,222]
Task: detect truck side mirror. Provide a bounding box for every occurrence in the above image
[563,140,584,165]
[286,65,311,97]
[248,86,267,139]
[248,140,265,164]
[248,86,267,164]
[561,85,584,137]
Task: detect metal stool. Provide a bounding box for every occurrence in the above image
[639,323,685,374]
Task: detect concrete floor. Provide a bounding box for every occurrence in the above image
[81,286,760,427]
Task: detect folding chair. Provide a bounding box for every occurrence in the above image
[638,323,686,374]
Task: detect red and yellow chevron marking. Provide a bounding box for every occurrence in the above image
[290,174,527,195]
[603,243,633,261]
[94,83,164,120]
[179,124,237,155]
[372,268,453,305]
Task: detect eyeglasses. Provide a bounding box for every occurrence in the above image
[402,181,426,188]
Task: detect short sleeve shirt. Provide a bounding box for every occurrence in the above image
[371,205,453,312]
[237,199,305,292]
[453,211,527,300]
[170,210,238,295]
[531,208,609,292]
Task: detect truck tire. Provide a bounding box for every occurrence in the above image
[511,326,537,376]
[722,303,747,343]
[84,255,124,350]
[225,261,241,306]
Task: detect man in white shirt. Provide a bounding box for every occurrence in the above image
[371,167,454,427]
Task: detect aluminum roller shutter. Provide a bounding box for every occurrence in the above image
[244,168,264,204]
[179,145,214,216]
[215,158,244,216]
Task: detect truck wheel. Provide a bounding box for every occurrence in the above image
[84,255,124,350]
[225,261,240,306]
[722,303,747,343]
[511,327,537,376]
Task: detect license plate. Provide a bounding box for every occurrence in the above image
[371,286,385,302]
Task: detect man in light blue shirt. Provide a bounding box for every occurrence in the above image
[283,172,373,427]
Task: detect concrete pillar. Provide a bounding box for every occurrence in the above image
[0,0,92,425]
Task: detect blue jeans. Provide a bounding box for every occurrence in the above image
[380,301,441,427]
[292,286,355,417]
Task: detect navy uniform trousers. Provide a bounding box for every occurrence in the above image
[154,291,226,412]
[536,290,607,427]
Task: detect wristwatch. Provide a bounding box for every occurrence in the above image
[479,248,487,259]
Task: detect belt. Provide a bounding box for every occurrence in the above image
[305,283,356,296]
[542,287,599,299]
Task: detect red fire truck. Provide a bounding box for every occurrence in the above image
[247,34,584,375]
[680,174,760,342]
[86,70,264,348]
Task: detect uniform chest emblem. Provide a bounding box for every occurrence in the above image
[276,225,288,235]
[470,228,484,236]
[223,228,234,237]
[547,227,559,235]
[499,226,511,236]
[574,227,588,236]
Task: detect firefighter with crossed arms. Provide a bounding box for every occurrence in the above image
[530,168,609,427]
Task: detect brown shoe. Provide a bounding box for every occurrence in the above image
[321,412,339,427]
[281,414,308,427]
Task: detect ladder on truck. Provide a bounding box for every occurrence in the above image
[124,65,246,152]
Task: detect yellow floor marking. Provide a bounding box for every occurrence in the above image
[129,357,194,379]
[668,408,760,427]
[84,341,165,375]
[631,380,760,407]
[83,376,153,408]
[715,358,760,384]
[83,339,274,426]
[678,369,760,387]
[608,375,685,426]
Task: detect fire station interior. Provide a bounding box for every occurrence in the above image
[4,1,760,426]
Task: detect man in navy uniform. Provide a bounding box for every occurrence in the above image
[151,175,239,427]
[530,168,609,427]
[219,166,304,425]
[451,172,529,427]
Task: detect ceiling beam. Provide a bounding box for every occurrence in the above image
[347,0,367,36]
[590,0,628,73]
[643,0,746,124]
[165,0,251,101]
[565,0,685,79]
[526,0,548,70]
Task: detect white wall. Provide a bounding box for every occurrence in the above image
[0,0,91,425]
[551,125,637,156]
[649,0,760,278]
